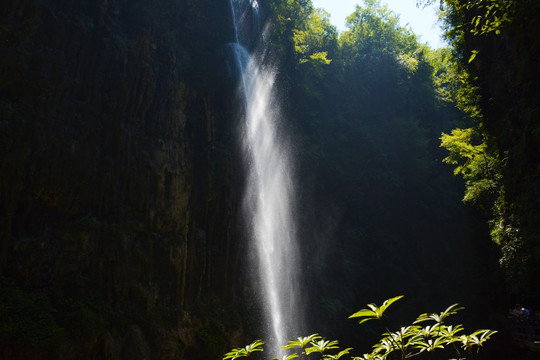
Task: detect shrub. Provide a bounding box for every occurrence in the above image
[223,296,496,360]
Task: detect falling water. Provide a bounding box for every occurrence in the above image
[229,0,302,353]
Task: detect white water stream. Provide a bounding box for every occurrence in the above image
[229,0,302,353]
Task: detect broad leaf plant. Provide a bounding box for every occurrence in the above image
[223,296,496,360]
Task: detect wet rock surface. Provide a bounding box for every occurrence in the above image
[0,0,247,358]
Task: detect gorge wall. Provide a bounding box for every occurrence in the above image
[0,0,248,358]
[1,0,516,358]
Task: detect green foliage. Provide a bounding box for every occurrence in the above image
[266,0,314,59]
[460,0,515,36]
[427,0,540,302]
[427,47,483,119]
[418,0,515,46]
[293,9,336,65]
[274,353,300,360]
[349,295,403,324]
[222,297,496,360]
[268,0,499,341]
[340,0,419,63]
[414,303,464,325]
[223,339,265,360]
[440,129,494,176]
[305,339,340,355]
[440,127,512,255]
[282,334,321,350]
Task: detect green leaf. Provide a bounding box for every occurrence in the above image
[223,340,265,360]
[349,309,378,318]
[379,295,404,313]
[357,317,376,325]
[439,324,464,341]
[415,303,464,324]
[413,337,446,352]
[349,296,404,324]
[273,353,299,360]
[470,329,498,343]
[323,348,353,360]
[306,339,339,354]
[468,50,478,63]
[282,334,321,350]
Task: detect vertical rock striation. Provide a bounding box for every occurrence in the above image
[0,0,245,358]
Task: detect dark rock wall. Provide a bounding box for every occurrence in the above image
[0,0,246,358]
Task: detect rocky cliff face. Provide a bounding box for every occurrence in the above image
[0,0,247,358]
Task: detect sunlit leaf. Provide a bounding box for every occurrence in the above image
[349,296,404,324]
[223,340,264,360]
[413,337,446,352]
[306,339,339,355]
[468,50,478,63]
[282,334,321,350]
[414,303,464,325]
[272,353,299,360]
[323,347,353,360]
[349,309,378,318]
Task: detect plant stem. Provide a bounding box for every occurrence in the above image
[381,319,405,360]
[451,342,462,359]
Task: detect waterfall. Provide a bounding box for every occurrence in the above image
[229,0,302,353]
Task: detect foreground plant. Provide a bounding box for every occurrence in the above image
[222,296,496,360]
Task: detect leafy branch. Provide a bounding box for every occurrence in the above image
[348,295,404,325]
[223,296,496,360]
